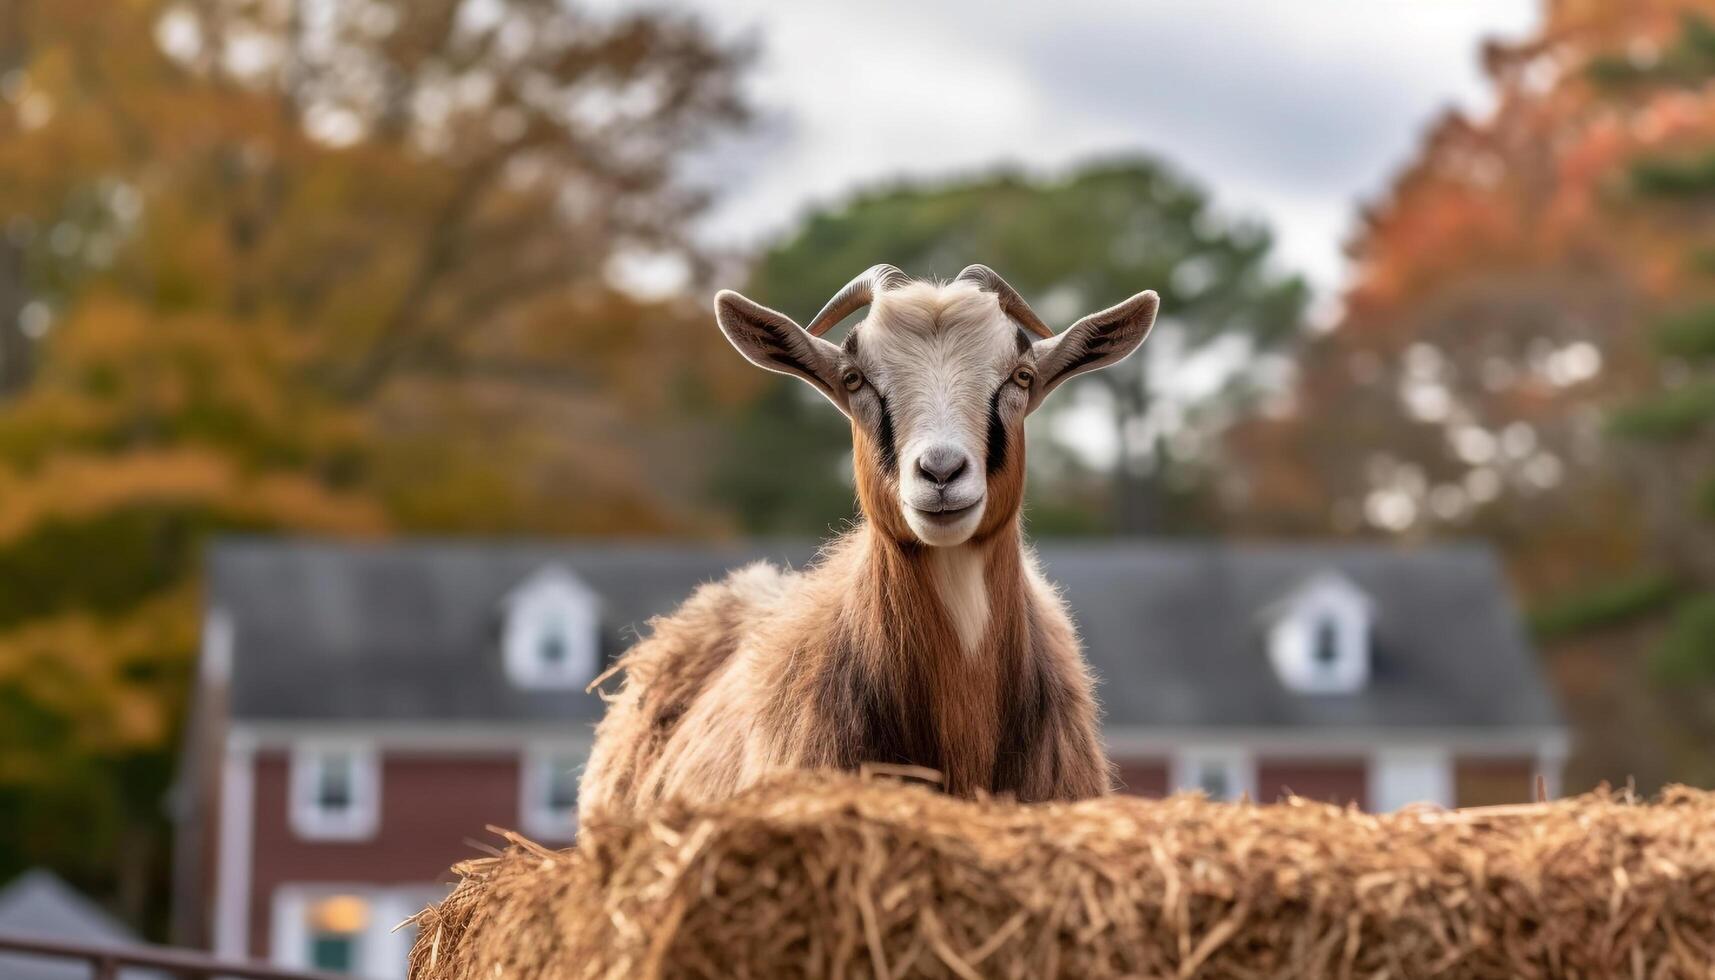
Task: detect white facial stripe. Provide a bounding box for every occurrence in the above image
[852,281,1023,547]
[859,284,1018,466]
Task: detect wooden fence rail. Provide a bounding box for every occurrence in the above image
[0,931,352,980]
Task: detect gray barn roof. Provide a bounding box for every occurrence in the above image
[0,870,158,980]
[208,537,1559,733]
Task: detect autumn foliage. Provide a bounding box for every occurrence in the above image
[0,0,752,927]
[1231,0,1715,791]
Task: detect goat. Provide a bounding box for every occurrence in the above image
[579,264,1159,817]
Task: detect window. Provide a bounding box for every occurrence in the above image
[274,885,445,979]
[1195,761,1231,800]
[1264,573,1373,694]
[290,744,379,840]
[1369,748,1453,811]
[306,895,368,974]
[539,617,569,669]
[316,754,354,812]
[546,764,578,812]
[1172,749,1253,802]
[311,932,356,973]
[521,745,584,840]
[1312,617,1340,670]
[502,568,600,689]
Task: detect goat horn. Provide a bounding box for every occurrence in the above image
[804,264,909,337]
[954,264,1054,339]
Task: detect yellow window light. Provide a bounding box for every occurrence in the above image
[309,894,370,934]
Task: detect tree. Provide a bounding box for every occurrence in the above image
[714,161,1308,536]
[1228,0,1715,791]
[1585,11,1715,719]
[0,0,750,931]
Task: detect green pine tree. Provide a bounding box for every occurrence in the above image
[713,160,1308,536]
[1587,15,1715,687]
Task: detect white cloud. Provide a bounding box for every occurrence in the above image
[622,0,1539,293]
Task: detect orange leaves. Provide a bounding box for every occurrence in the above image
[0,7,766,619]
[0,588,197,770]
[0,0,754,911]
[1229,0,1713,549]
[0,447,388,546]
[6,0,756,545]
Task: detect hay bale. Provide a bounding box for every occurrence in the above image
[408,772,1715,979]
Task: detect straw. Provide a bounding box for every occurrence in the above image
[408,771,1715,979]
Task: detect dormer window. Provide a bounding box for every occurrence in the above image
[1263,572,1373,694]
[1312,617,1340,671]
[502,567,600,690]
[539,623,568,668]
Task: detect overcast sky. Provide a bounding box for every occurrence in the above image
[647,0,1538,298]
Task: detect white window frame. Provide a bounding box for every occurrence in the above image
[272,884,445,979]
[1170,747,1255,802]
[289,742,380,841]
[1368,747,1453,811]
[502,568,601,690]
[519,743,583,841]
[1266,574,1373,694]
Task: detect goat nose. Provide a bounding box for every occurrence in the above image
[916,446,968,486]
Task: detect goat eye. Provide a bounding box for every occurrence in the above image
[1012,367,1035,389]
[842,369,864,392]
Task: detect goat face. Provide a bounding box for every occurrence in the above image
[715,265,1158,547]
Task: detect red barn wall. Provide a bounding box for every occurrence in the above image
[1112,758,1170,797]
[1256,758,1368,808]
[1454,757,1538,808]
[248,752,521,958]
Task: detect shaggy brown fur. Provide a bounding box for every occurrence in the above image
[577,525,1108,817]
[578,278,1142,820]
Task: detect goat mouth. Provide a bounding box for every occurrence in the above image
[911,500,982,524]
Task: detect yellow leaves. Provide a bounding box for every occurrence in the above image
[247,470,389,537]
[0,587,196,772]
[4,0,748,543]
[0,292,375,470]
[0,0,759,906]
[0,447,388,547]
[0,448,227,544]
[366,376,683,535]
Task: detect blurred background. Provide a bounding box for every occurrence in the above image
[2,0,1714,975]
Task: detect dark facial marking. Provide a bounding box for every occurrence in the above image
[843,331,861,358]
[874,389,899,475]
[1015,327,1033,355]
[985,382,1009,475]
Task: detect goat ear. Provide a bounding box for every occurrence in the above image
[714,290,850,413]
[1029,290,1158,410]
